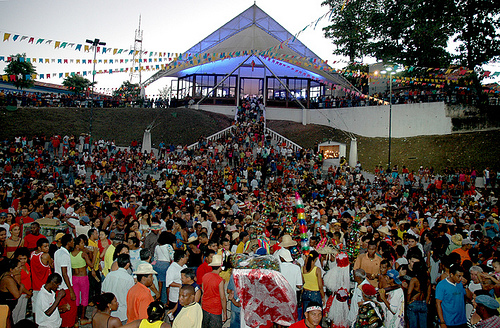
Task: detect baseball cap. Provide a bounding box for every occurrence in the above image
[462,239,473,245]
[279,248,293,262]
[476,295,500,309]
[387,269,402,285]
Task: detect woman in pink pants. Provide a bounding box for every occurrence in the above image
[71,235,94,326]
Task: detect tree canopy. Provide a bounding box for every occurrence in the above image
[322,0,499,70]
[3,54,37,90]
[113,81,140,99]
[62,74,93,95]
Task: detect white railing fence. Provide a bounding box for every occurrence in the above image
[265,127,302,152]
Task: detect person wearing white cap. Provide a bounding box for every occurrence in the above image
[201,254,227,328]
[126,263,157,322]
[279,248,303,294]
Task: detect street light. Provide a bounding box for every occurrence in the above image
[86,38,106,152]
[380,65,403,171]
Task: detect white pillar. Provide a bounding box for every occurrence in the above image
[142,130,152,154]
[302,107,307,125]
[349,138,358,168]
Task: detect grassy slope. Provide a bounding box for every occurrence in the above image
[267,121,500,172]
[1,107,499,172]
[0,107,233,146]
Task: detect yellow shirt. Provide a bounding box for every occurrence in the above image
[172,302,202,328]
[303,267,320,291]
[102,244,115,277]
[88,239,100,271]
[139,319,163,328]
[236,242,245,254]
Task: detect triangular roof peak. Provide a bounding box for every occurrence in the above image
[184,4,320,59]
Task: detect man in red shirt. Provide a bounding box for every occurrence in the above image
[24,222,47,252]
[31,237,52,315]
[196,250,215,288]
[126,263,156,322]
[201,254,227,328]
[15,207,34,234]
[289,302,323,328]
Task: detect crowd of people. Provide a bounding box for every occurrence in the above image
[0,88,179,109]
[0,106,499,328]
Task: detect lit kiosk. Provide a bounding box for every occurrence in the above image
[318,141,347,168]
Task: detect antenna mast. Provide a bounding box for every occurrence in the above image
[130,15,143,85]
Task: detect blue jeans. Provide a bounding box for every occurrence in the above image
[153,260,170,304]
[408,300,427,328]
[301,290,322,315]
[229,308,240,328]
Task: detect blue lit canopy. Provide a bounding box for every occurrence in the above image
[144,4,353,89]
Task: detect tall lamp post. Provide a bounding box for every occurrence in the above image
[85,38,106,151]
[380,65,403,171]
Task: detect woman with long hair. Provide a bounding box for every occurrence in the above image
[407,262,431,328]
[0,227,7,258]
[11,248,32,324]
[91,292,122,328]
[301,250,325,313]
[5,224,24,258]
[98,229,112,261]
[0,258,28,325]
[154,232,174,304]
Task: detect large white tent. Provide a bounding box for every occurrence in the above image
[145,4,355,107]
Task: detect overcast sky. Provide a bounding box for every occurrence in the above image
[1,0,498,96]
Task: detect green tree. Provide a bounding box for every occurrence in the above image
[113,81,140,99]
[322,0,375,63]
[342,63,369,94]
[62,74,93,95]
[367,0,457,67]
[3,53,37,90]
[323,0,458,67]
[454,0,500,70]
[454,0,500,106]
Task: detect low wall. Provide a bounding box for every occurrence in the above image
[198,102,453,138]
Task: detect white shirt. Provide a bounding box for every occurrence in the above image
[129,248,142,271]
[35,285,61,328]
[280,262,303,292]
[165,262,187,303]
[102,267,135,321]
[348,279,370,325]
[54,247,72,290]
[154,244,174,262]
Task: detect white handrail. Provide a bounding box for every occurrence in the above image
[265,127,303,152]
[187,125,236,150]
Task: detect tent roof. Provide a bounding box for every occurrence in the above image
[145,4,354,90]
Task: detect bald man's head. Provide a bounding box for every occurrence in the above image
[179,285,196,307]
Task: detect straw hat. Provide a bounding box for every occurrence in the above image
[133,263,157,275]
[316,246,335,255]
[209,254,223,267]
[185,236,198,244]
[377,226,390,235]
[451,234,463,246]
[279,235,297,247]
